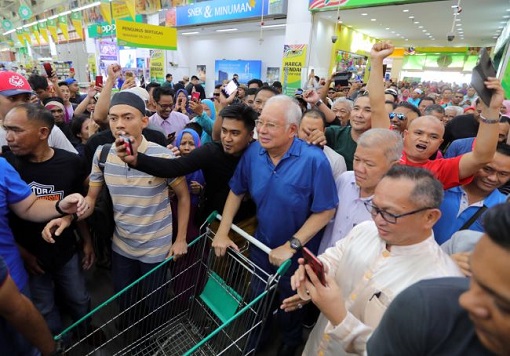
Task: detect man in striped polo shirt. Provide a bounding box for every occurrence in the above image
[45,91,190,318]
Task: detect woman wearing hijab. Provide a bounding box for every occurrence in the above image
[173,89,194,119]
[189,98,216,144]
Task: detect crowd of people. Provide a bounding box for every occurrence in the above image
[1,40,510,356]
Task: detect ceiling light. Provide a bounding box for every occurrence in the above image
[455,18,461,21]
[426,33,430,35]
[456,23,462,26]
[504,15,510,19]
[181,31,199,35]
[385,27,390,30]
[405,38,409,41]
[371,18,376,21]
[501,21,507,23]
[403,9,409,12]
[499,25,505,28]
[216,28,238,32]
[422,29,427,32]
[261,24,286,28]
[414,21,420,24]
[391,31,395,33]
[418,26,424,28]
[361,13,368,16]
[408,16,414,19]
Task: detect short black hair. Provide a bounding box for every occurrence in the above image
[191,75,199,81]
[219,103,257,132]
[153,86,175,102]
[500,115,510,124]
[302,109,326,128]
[397,101,422,117]
[215,84,222,89]
[13,103,54,131]
[420,96,436,104]
[166,73,172,79]
[42,97,64,106]
[71,114,89,140]
[247,79,263,88]
[28,74,49,91]
[496,142,510,156]
[385,100,397,110]
[483,203,510,249]
[424,104,445,115]
[245,88,257,96]
[272,81,282,88]
[57,81,69,87]
[184,122,203,137]
[146,82,161,92]
[255,86,278,97]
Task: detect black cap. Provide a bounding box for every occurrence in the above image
[110,92,146,116]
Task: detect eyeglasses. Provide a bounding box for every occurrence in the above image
[157,102,173,110]
[364,201,433,224]
[389,112,407,121]
[254,119,283,130]
[213,93,220,97]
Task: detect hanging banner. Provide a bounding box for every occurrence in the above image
[30,24,41,45]
[116,20,177,50]
[47,18,59,42]
[15,29,25,44]
[71,12,84,39]
[88,53,97,80]
[100,0,112,24]
[23,27,32,45]
[281,44,307,96]
[38,21,50,43]
[123,0,136,22]
[58,15,69,41]
[149,49,165,83]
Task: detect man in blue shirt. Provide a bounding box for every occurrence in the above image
[434,143,510,244]
[213,95,338,355]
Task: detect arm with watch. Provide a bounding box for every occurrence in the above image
[457,77,504,180]
[303,89,338,123]
[269,208,336,266]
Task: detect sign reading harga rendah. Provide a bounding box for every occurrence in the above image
[176,0,273,27]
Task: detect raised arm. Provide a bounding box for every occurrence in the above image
[74,85,96,116]
[303,89,337,123]
[367,41,394,129]
[458,77,504,179]
[93,64,121,127]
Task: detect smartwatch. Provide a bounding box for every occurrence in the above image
[289,237,303,251]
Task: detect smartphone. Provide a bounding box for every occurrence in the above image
[120,135,133,156]
[223,78,239,96]
[167,132,176,143]
[43,62,53,77]
[302,247,326,286]
[471,48,497,107]
[95,75,103,87]
[334,72,351,87]
[191,91,200,101]
[70,67,75,74]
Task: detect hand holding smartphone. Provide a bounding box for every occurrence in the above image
[302,247,326,286]
[191,92,200,102]
[471,48,497,107]
[120,135,133,156]
[95,75,104,87]
[43,62,53,77]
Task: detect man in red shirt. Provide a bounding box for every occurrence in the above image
[368,42,503,189]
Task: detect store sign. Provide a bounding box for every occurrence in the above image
[176,0,270,27]
[150,49,165,83]
[281,44,307,96]
[214,60,262,85]
[88,15,142,38]
[309,0,426,11]
[116,20,177,50]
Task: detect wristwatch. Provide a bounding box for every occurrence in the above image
[289,237,303,251]
[315,99,323,107]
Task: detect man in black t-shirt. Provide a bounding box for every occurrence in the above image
[3,103,92,335]
[368,202,510,356]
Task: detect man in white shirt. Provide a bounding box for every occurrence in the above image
[297,109,346,180]
[319,128,402,254]
[281,165,463,355]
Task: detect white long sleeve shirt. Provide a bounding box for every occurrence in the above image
[304,221,463,355]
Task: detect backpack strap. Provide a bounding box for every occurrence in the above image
[98,144,112,173]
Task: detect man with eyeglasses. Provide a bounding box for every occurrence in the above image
[281,165,462,355]
[213,95,338,355]
[149,86,190,145]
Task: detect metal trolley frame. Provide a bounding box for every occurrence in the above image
[55,213,290,355]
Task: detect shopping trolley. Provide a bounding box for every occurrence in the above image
[55,212,290,355]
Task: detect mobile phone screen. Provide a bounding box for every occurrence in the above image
[224,79,239,96]
[95,75,103,87]
[43,63,53,77]
[191,92,200,101]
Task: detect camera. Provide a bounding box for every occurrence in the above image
[331,35,338,44]
[447,32,455,42]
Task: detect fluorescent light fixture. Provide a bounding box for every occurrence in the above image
[181,31,199,35]
[403,9,409,12]
[48,14,59,20]
[23,21,39,28]
[385,27,390,30]
[408,16,414,19]
[216,28,238,32]
[38,19,47,23]
[422,29,427,32]
[418,26,424,28]
[361,13,368,16]
[371,18,376,21]
[261,24,286,28]
[414,21,420,24]
[72,1,100,12]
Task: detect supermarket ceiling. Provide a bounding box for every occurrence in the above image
[315,0,510,48]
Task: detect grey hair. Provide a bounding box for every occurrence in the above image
[384,165,444,208]
[333,97,354,111]
[265,95,302,126]
[445,105,463,116]
[357,128,403,163]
